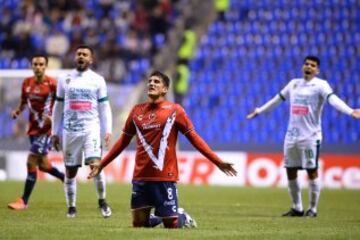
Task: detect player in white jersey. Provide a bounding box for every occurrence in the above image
[247,56,360,217]
[51,45,113,218]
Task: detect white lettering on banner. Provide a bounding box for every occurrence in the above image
[3,151,360,189]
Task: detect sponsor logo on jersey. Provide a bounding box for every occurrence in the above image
[161,105,172,109]
[142,123,160,130]
[292,105,309,115]
[69,100,92,110]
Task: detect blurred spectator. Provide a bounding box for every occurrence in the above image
[177,22,197,65]
[173,62,190,105]
[214,0,229,22]
[0,0,179,84]
[45,28,70,57]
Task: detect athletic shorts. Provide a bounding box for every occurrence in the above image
[131,180,179,217]
[29,135,51,155]
[283,139,321,169]
[62,130,101,167]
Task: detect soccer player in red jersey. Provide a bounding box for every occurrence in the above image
[88,70,237,228]
[8,54,64,210]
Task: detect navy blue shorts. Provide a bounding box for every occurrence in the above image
[29,135,52,155]
[131,180,179,217]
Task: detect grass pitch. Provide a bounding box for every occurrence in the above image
[0,181,359,240]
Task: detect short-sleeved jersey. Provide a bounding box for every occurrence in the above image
[56,69,108,133]
[280,77,333,142]
[20,75,57,136]
[123,100,193,181]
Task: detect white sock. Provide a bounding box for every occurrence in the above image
[64,176,76,207]
[94,171,106,200]
[308,178,320,212]
[288,179,303,211]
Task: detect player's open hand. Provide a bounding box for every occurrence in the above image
[246,110,258,119]
[217,162,237,176]
[351,109,360,119]
[51,135,60,151]
[88,161,102,179]
[11,109,21,119]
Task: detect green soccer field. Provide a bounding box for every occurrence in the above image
[1,181,359,240]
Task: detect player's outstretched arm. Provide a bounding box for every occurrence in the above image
[246,109,259,119]
[185,130,237,176]
[351,109,360,119]
[87,132,133,179]
[247,95,284,120]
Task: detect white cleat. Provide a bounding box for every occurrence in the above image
[99,200,112,218]
[178,207,197,228]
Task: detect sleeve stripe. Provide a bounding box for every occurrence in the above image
[183,128,194,135]
[55,96,64,101]
[278,93,286,101]
[326,92,334,101]
[98,96,109,102]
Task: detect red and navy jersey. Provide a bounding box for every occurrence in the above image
[20,75,57,136]
[123,100,193,181]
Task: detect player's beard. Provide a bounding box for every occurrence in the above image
[76,61,89,72]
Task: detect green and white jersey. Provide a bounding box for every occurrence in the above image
[280,77,333,142]
[56,69,109,133]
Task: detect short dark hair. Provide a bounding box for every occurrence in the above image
[149,70,170,88]
[304,55,320,67]
[76,45,94,55]
[31,54,48,64]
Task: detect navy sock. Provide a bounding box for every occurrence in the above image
[149,215,163,227]
[22,171,37,204]
[47,167,65,182]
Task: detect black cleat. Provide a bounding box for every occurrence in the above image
[305,209,317,218]
[67,206,77,218]
[282,208,304,217]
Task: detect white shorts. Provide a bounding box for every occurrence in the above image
[283,139,321,169]
[62,130,102,167]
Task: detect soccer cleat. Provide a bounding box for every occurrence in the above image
[282,208,304,217]
[305,209,317,218]
[8,198,28,210]
[99,199,112,218]
[149,214,163,227]
[178,208,197,228]
[67,206,77,218]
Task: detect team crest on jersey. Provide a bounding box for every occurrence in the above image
[293,84,297,89]
[66,78,71,84]
[137,114,144,121]
[149,112,156,120]
[34,87,40,93]
[26,86,31,93]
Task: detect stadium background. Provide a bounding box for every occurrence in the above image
[0,0,359,189]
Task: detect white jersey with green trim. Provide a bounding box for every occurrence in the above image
[56,69,109,133]
[280,77,333,142]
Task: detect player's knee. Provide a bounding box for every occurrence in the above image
[27,164,37,173]
[307,169,318,180]
[162,217,178,229]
